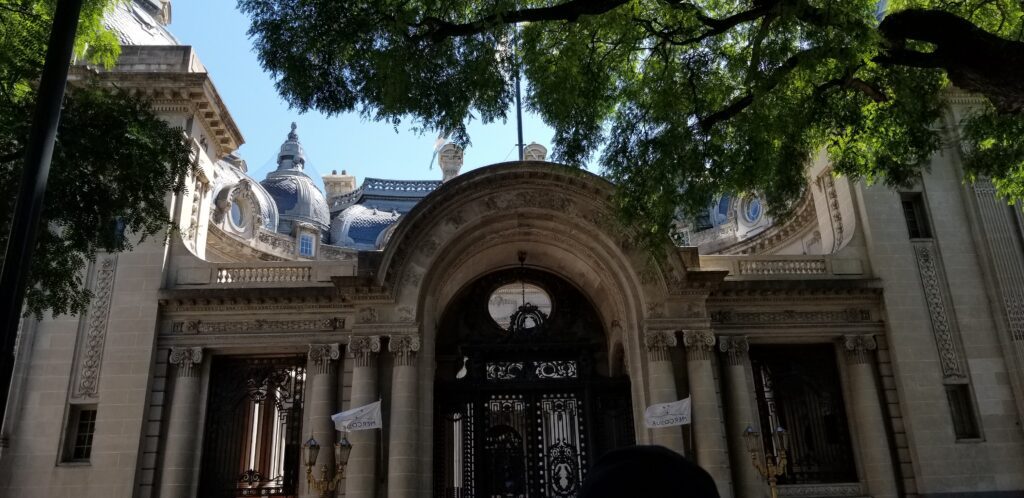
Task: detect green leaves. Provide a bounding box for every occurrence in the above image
[0,1,193,317]
[240,0,1024,247]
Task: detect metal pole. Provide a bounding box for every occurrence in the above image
[514,24,525,161]
[0,0,85,429]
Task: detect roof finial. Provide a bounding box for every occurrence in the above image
[288,122,298,141]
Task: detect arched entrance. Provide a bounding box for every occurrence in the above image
[433,268,635,498]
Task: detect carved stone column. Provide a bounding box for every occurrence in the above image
[644,329,686,454]
[841,335,898,498]
[683,330,732,498]
[719,336,761,498]
[387,335,421,498]
[160,347,204,498]
[306,344,340,498]
[346,336,380,497]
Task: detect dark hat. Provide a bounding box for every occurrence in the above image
[578,445,720,498]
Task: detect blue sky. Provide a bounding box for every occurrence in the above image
[169,1,582,189]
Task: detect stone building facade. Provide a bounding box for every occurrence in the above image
[1,2,1023,498]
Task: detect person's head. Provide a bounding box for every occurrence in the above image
[578,445,720,498]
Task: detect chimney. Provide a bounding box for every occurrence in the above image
[324,169,357,200]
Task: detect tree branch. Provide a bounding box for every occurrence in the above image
[875,8,1024,114]
[636,2,780,47]
[415,0,629,41]
[698,47,825,131]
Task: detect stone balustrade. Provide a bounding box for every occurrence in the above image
[215,266,311,283]
[172,261,352,288]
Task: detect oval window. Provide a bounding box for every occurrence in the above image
[487,282,552,330]
[230,202,246,228]
[744,197,763,223]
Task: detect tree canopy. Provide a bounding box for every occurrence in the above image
[240,0,1024,244]
[0,0,193,317]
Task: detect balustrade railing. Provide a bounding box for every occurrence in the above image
[215,265,312,284]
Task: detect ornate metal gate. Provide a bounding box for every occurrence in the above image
[434,268,635,498]
[750,345,857,484]
[198,355,306,497]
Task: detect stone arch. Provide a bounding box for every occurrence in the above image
[376,163,694,493]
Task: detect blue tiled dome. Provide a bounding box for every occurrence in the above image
[330,204,401,250]
[259,123,330,234]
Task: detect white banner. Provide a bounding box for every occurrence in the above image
[644,397,691,428]
[331,401,382,432]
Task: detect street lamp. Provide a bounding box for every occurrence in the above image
[744,425,789,498]
[303,433,353,498]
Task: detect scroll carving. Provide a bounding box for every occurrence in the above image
[71,256,117,398]
[169,347,204,378]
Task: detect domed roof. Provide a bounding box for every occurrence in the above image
[260,123,330,234]
[326,178,441,249]
[329,204,402,250]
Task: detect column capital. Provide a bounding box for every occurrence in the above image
[841,334,877,364]
[718,335,750,366]
[169,347,203,378]
[644,329,678,362]
[389,335,421,367]
[308,343,341,374]
[683,330,716,361]
[349,335,381,367]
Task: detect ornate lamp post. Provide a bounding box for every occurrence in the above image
[744,425,789,498]
[303,433,353,498]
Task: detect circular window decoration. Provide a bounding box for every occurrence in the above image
[230,202,246,228]
[487,282,552,331]
[743,196,763,223]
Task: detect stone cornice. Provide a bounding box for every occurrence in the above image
[70,46,243,158]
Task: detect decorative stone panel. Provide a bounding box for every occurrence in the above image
[911,240,967,380]
[70,255,118,399]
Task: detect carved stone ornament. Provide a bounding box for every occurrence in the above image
[711,309,870,324]
[913,242,967,379]
[389,335,422,366]
[71,256,117,398]
[348,336,381,367]
[169,347,204,378]
[308,343,340,374]
[172,317,345,334]
[682,330,716,361]
[396,306,415,323]
[358,307,379,324]
[841,334,877,365]
[718,335,750,366]
[644,330,677,362]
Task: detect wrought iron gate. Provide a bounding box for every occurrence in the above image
[198,355,306,497]
[434,268,636,498]
[750,345,857,484]
[436,366,633,498]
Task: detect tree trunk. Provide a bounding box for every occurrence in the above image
[876,8,1024,114]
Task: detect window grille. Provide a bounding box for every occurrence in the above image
[901,193,932,239]
[63,405,98,462]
